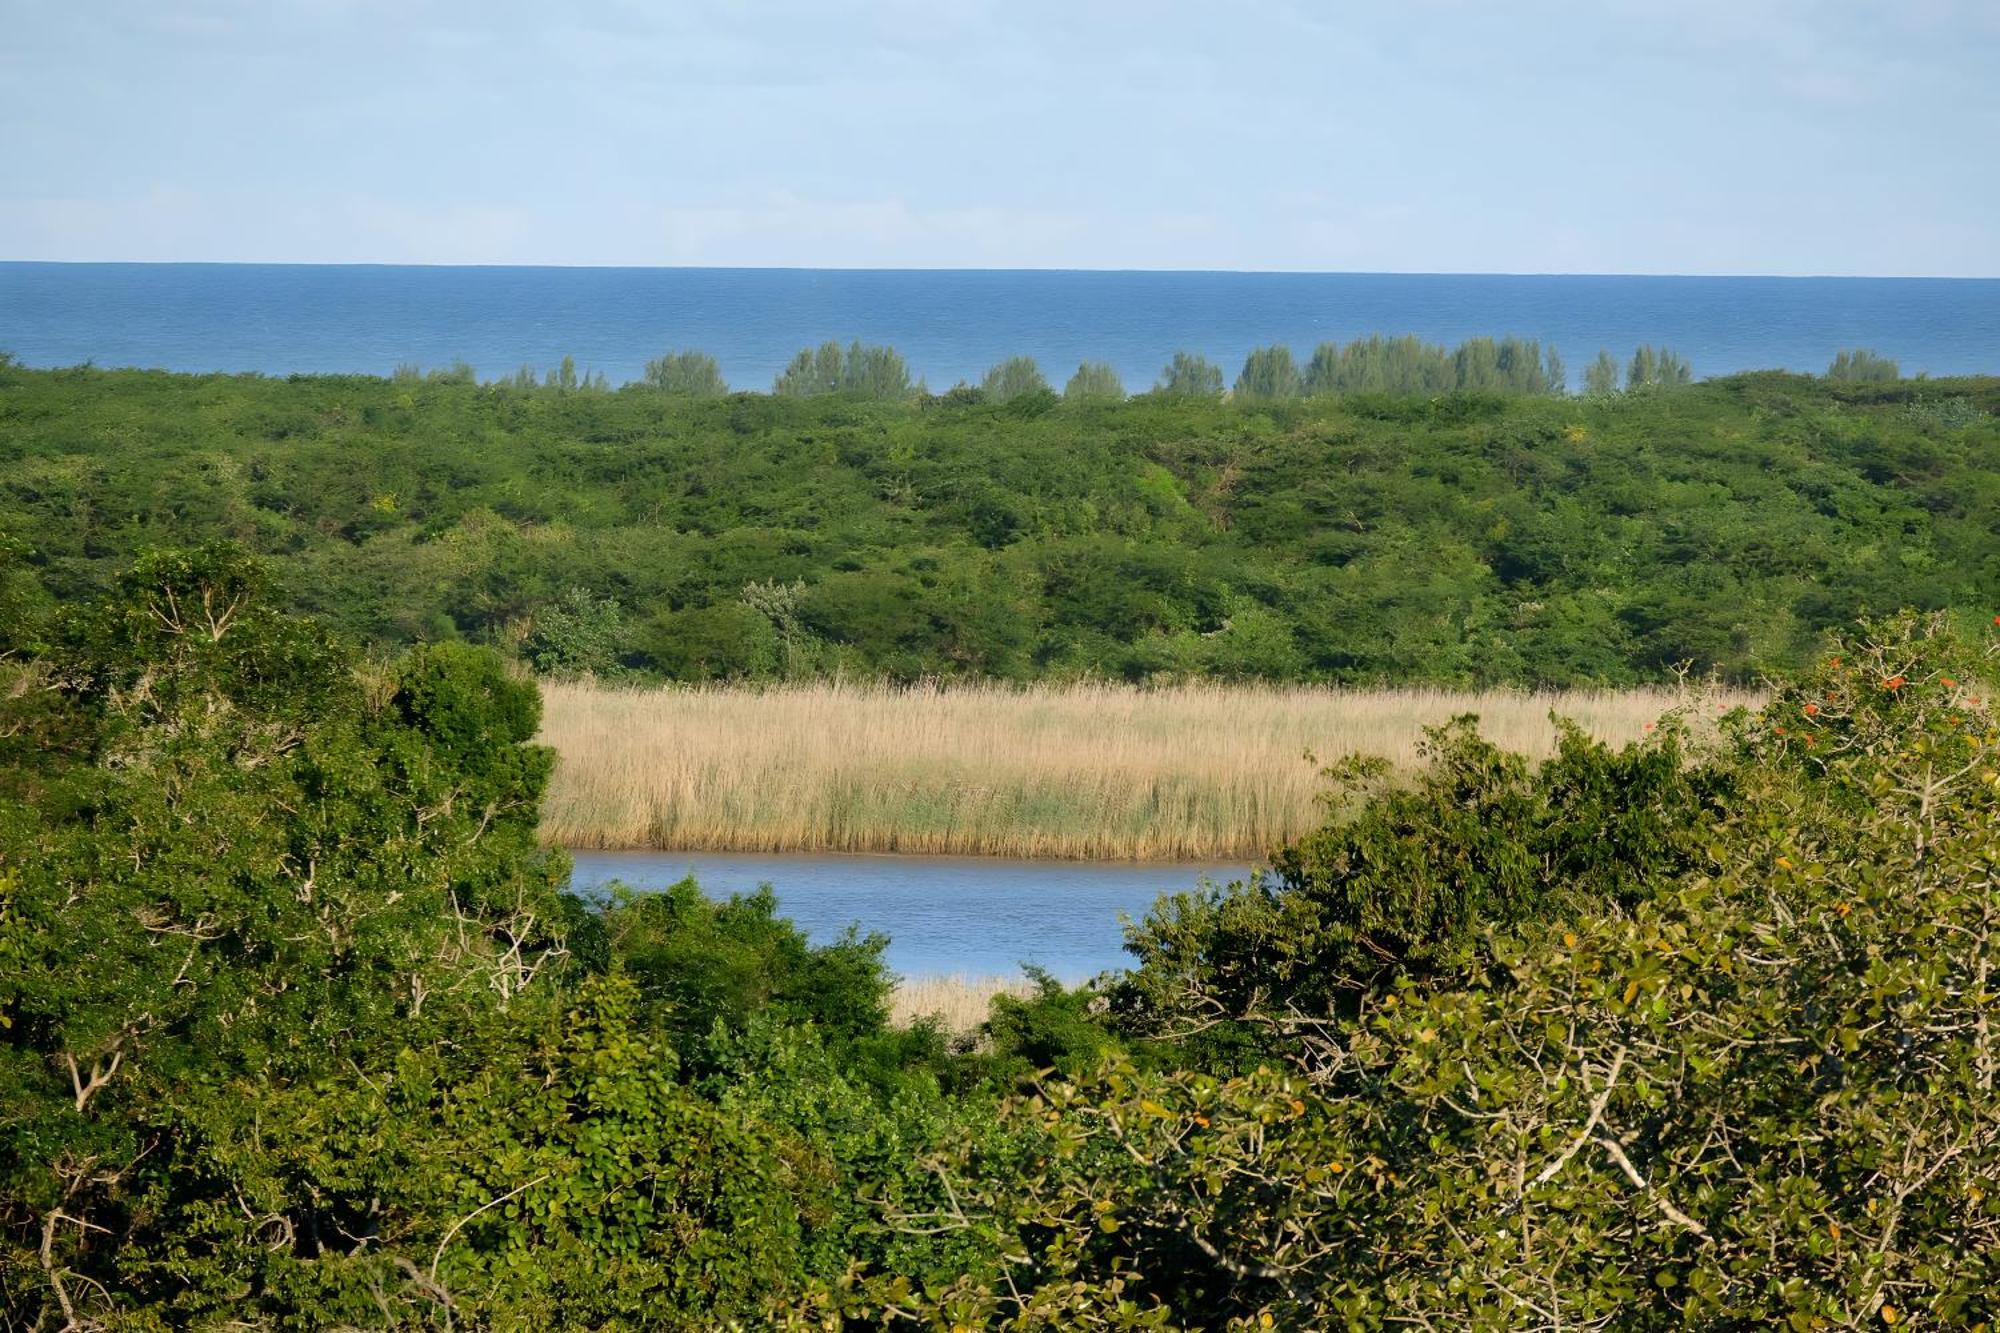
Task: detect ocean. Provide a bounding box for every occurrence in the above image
[3,263,1997,392]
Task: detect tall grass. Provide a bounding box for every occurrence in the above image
[887,975,1037,1032]
[536,680,1758,860]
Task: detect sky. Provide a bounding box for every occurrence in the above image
[3,0,1998,276]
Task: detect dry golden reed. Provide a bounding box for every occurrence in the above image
[536,679,1759,860]
[886,975,1038,1032]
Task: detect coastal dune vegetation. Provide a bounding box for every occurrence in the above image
[536,677,1760,857]
[2,347,1994,697]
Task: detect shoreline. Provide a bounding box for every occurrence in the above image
[547,838,1273,865]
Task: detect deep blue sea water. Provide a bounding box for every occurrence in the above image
[4,263,1997,391]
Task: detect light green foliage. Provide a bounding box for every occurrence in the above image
[1454,336,1563,394]
[774,339,914,398]
[1155,350,1226,397]
[981,355,1052,403]
[1233,345,1302,401]
[1628,343,1693,388]
[1302,334,1563,395]
[1584,347,1622,394]
[1305,335,1456,394]
[1829,347,1901,382]
[642,348,728,395]
[1063,360,1125,402]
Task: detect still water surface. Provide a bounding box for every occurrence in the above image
[566,849,1249,982]
[6,264,1998,389]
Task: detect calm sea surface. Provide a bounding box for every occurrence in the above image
[567,850,1247,982]
[4,263,1997,391]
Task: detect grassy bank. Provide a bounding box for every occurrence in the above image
[536,679,1759,859]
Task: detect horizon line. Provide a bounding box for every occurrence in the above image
[4,258,1998,282]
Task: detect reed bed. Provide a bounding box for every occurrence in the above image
[537,679,1759,860]
[887,974,1039,1032]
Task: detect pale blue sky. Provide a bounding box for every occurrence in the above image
[4,0,1997,275]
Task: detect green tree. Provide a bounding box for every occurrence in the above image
[643,348,729,395]
[1628,344,1692,388]
[841,341,915,399]
[0,549,574,1324]
[1233,345,1302,401]
[1542,342,1566,394]
[774,341,912,399]
[981,356,1052,403]
[523,585,625,676]
[850,615,2000,1330]
[1584,348,1622,394]
[1062,361,1125,402]
[1154,351,1225,397]
[774,341,847,396]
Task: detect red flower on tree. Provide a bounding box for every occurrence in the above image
[1884,675,1907,691]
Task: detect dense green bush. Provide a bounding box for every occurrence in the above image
[826,614,2000,1329]
[5,365,1996,688]
[0,550,982,1325]
[5,547,1999,1326]
[1113,712,1735,1063]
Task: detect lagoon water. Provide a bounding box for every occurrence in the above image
[5,263,1999,391]
[567,849,1248,982]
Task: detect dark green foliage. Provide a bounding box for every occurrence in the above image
[523,584,625,676]
[1828,346,1901,382]
[602,878,892,1053]
[1114,713,1732,1054]
[981,967,1123,1078]
[3,366,1999,694]
[820,615,2000,1329]
[638,600,780,678]
[7,555,2000,1326]
[642,348,729,395]
[1233,344,1302,400]
[0,550,974,1326]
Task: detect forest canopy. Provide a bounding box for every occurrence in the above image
[1,355,1993,687]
